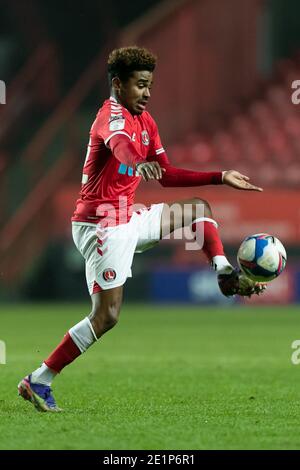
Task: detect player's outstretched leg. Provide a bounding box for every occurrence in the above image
[160,197,265,297]
[18,287,123,412]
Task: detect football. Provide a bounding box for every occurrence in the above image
[237,233,287,282]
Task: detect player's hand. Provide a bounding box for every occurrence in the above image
[136,161,166,181]
[223,170,263,192]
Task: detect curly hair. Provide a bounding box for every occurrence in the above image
[107,46,157,84]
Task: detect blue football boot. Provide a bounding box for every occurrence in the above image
[18,375,62,412]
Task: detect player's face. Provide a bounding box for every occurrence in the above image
[118,71,153,115]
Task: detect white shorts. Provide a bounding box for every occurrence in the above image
[72,203,164,294]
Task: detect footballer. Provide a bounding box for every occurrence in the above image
[18,46,265,412]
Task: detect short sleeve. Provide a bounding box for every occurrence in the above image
[95,100,133,147]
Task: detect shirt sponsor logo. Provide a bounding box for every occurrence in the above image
[141,130,150,146]
[103,268,116,282]
[118,163,139,177]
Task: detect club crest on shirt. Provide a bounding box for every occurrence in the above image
[141,130,150,146]
[102,268,116,282]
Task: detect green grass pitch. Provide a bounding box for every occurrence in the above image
[1,303,300,450]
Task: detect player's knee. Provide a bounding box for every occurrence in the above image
[192,197,212,218]
[89,303,120,336]
[104,303,120,330]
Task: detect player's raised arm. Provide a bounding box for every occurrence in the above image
[109,134,165,181]
[154,151,224,186]
[152,151,263,191]
[109,134,141,168]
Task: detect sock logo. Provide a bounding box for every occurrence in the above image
[103,268,116,282]
[0,340,6,364]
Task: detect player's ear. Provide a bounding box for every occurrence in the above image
[112,77,122,94]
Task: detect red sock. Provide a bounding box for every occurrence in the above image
[44,332,81,373]
[192,220,225,261]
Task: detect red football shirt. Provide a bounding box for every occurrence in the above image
[72,97,164,225]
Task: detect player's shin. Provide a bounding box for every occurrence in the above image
[191,217,233,274]
[33,317,98,381]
